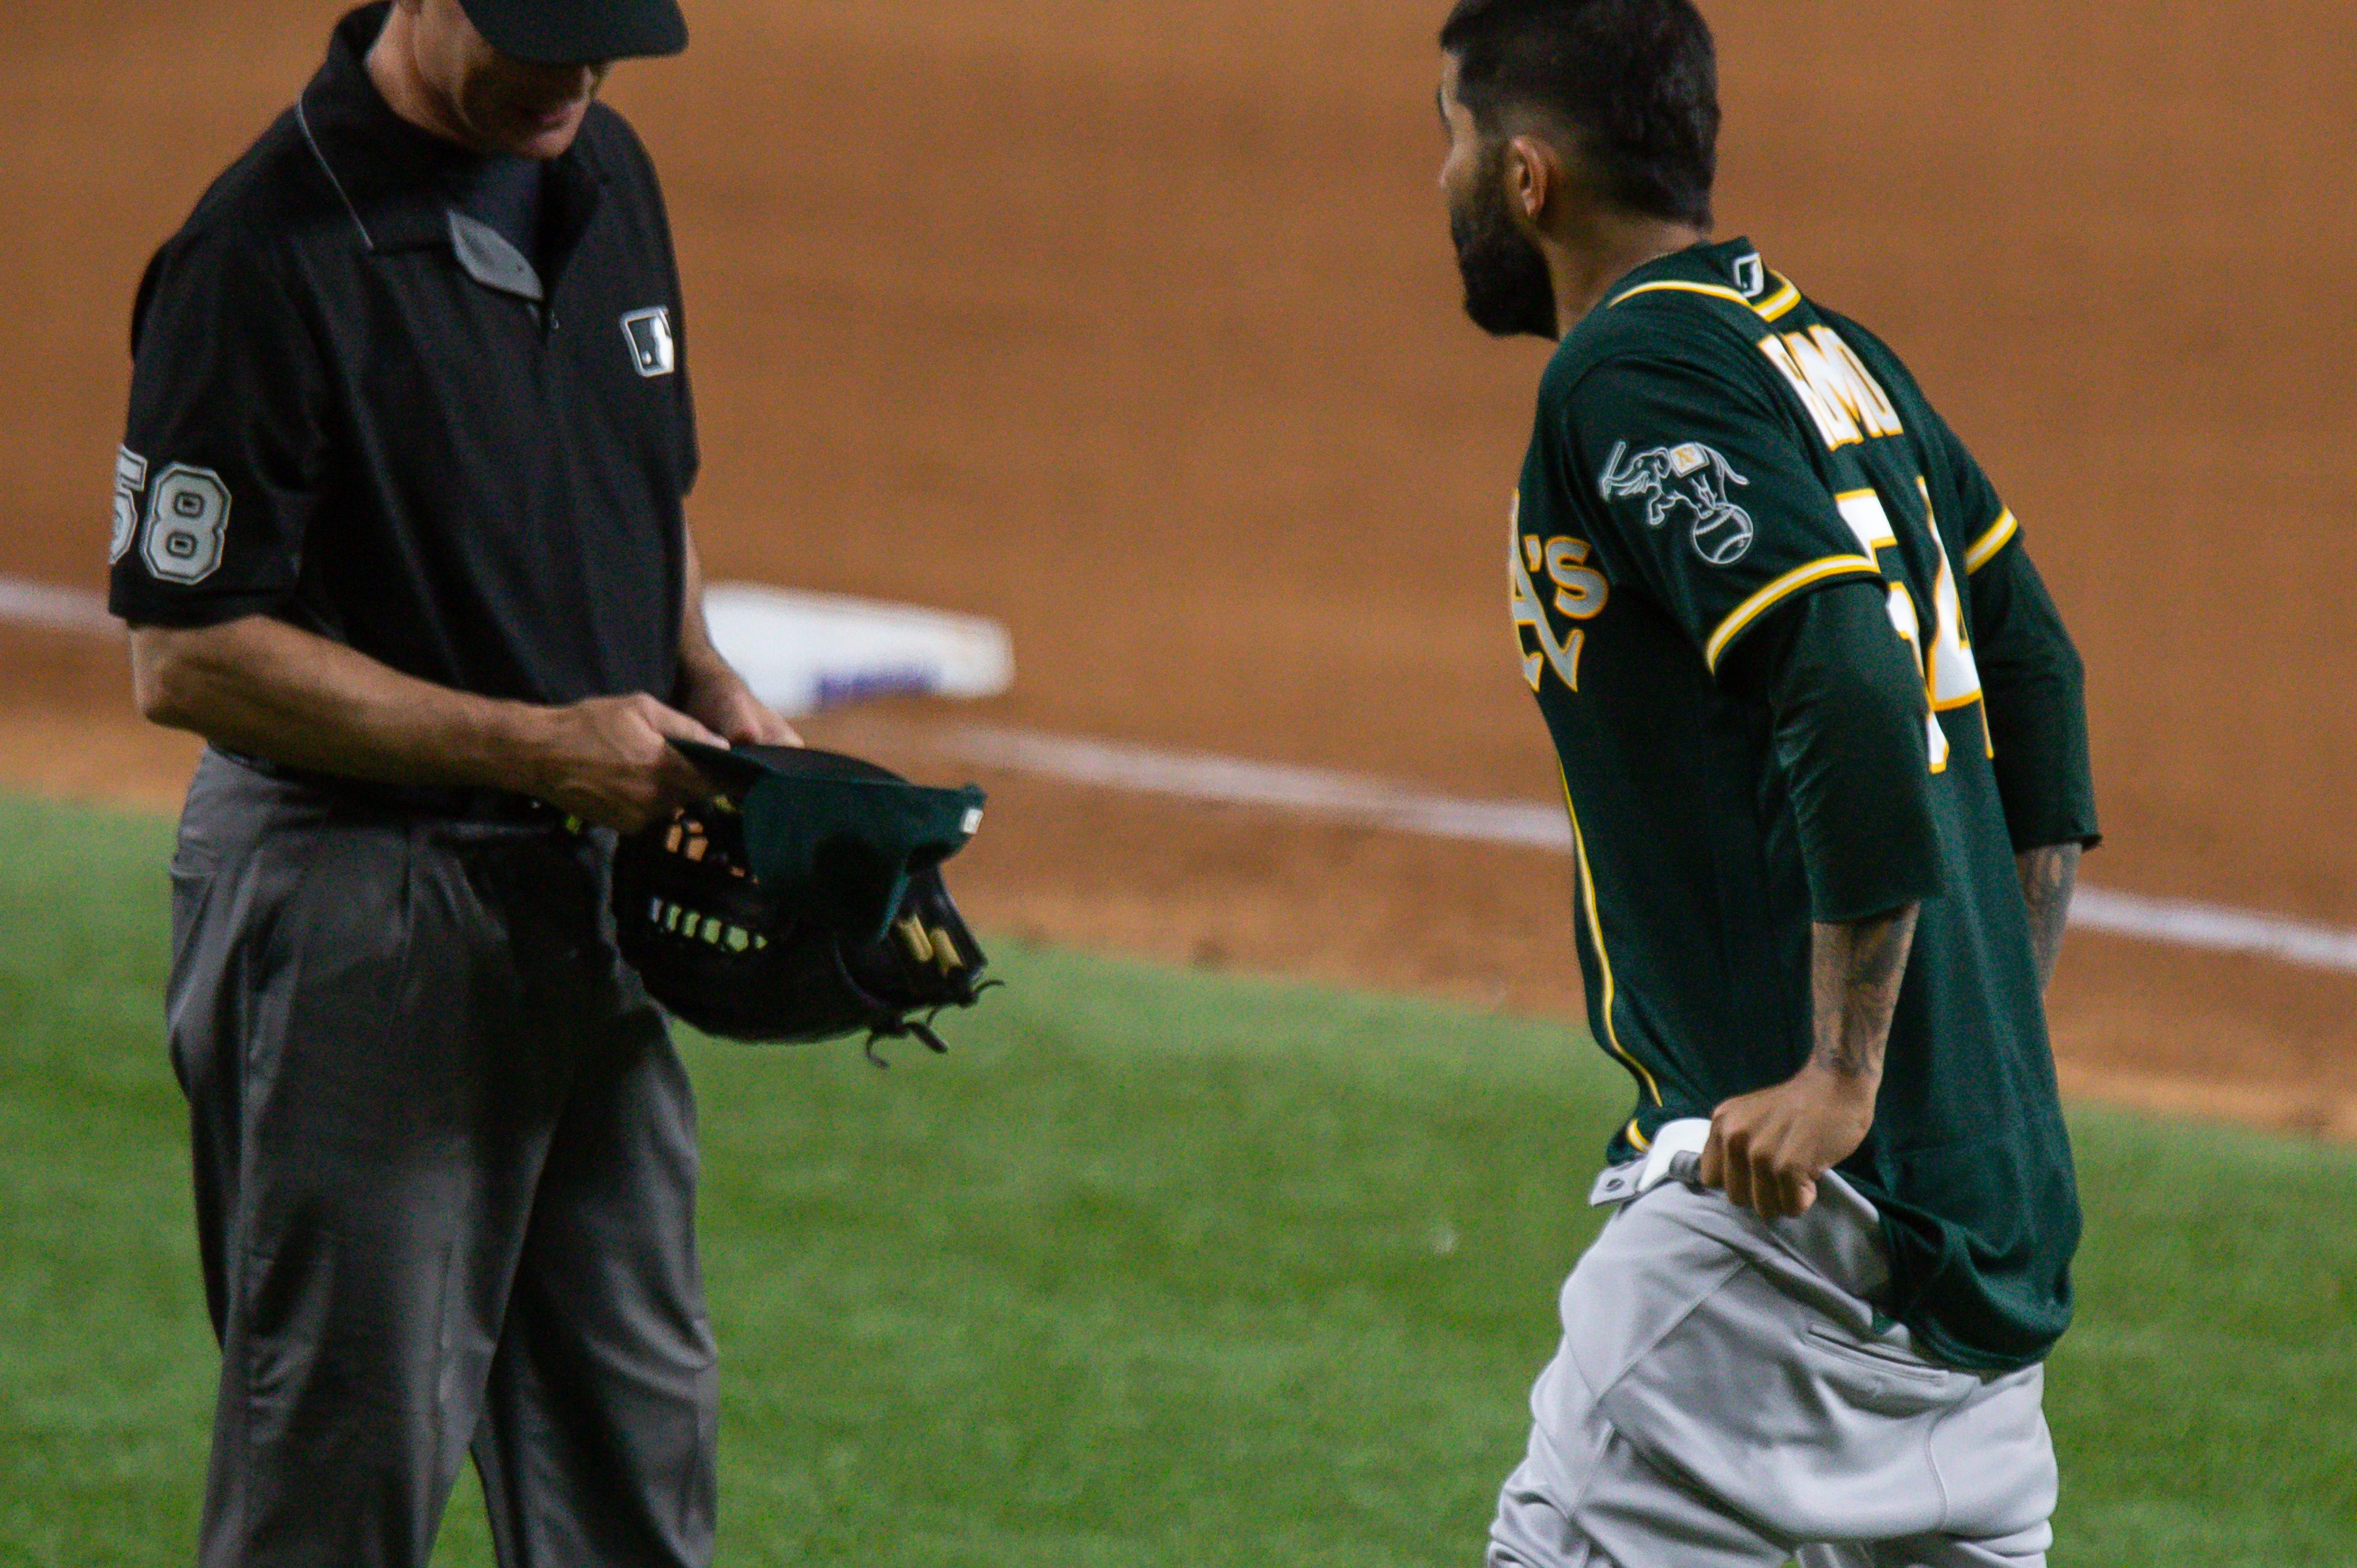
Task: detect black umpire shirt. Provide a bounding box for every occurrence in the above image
[109,1,696,709]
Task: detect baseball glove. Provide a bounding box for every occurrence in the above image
[611,745,997,1062]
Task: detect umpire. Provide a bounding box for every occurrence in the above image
[109,1,793,1562]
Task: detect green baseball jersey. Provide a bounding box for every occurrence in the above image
[1511,237,2095,1370]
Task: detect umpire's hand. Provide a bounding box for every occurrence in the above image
[523,694,725,834]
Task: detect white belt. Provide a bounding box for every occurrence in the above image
[1586,1117,1714,1208]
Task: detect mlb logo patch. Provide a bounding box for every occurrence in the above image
[620,307,676,377]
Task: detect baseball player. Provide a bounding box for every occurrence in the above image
[110,2,792,1562]
[1435,1,2099,1563]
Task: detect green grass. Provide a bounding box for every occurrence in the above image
[0,791,2350,1567]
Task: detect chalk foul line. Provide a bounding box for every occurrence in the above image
[0,577,116,636]
[928,725,2357,978]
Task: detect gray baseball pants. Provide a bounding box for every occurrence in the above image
[166,751,717,1567]
[1489,1166,2057,1568]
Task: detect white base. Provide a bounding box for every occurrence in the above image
[701,583,1014,720]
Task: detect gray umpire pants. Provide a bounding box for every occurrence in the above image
[1489,1170,2057,1568]
[166,751,717,1567]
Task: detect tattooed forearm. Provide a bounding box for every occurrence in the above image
[2016,842,2081,994]
[1808,904,1921,1082]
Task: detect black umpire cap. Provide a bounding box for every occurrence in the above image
[457,0,688,64]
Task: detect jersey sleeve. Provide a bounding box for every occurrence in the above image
[1911,398,2097,849]
[1966,538,2100,851]
[668,273,699,497]
[109,230,329,629]
[1551,350,1883,676]
[1729,582,1946,922]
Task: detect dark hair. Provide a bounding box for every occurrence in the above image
[1440,0,1719,228]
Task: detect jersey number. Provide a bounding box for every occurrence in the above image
[111,449,148,563]
[141,464,232,585]
[1835,486,1983,772]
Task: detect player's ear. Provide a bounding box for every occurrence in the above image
[1503,135,1556,225]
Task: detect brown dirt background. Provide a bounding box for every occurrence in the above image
[2,0,2352,1134]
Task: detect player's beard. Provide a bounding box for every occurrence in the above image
[1450,168,1559,340]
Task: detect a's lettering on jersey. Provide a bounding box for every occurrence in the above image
[1597,440,1756,565]
[1756,326,1904,450]
[1544,536,1608,620]
[1510,493,1608,693]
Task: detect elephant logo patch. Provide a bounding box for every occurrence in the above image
[1597,440,1756,566]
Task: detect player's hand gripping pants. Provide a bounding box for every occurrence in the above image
[1488,1159,2057,1568]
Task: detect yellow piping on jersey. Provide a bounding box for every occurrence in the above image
[1965,508,2019,573]
[1834,488,1898,550]
[1703,555,1883,673]
[1756,275,1803,321]
[1608,275,1805,322]
[1608,280,1761,312]
[1561,771,1663,1112]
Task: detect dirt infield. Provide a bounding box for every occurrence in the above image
[3,1,2352,1131]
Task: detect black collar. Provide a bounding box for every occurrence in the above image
[296,3,604,268]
